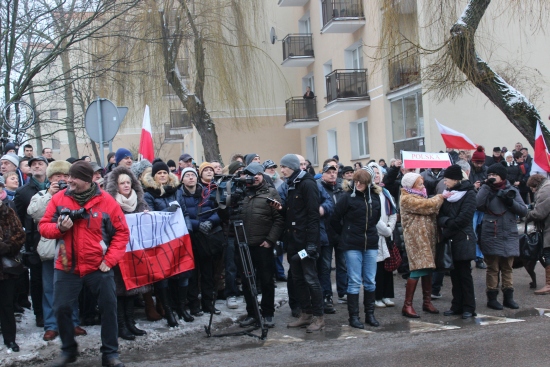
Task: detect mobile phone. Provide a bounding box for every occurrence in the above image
[266,197,279,205]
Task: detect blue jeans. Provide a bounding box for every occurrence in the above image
[473,211,484,259]
[54,270,118,359]
[344,249,377,294]
[317,245,348,297]
[42,260,80,331]
[224,237,239,298]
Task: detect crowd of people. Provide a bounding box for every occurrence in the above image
[0,140,548,367]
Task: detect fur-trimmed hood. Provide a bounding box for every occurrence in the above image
[105,165,148,213]
[141,169,181,198]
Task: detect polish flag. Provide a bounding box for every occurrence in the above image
[139,105,155,162]
[118,208,194,290]
[436,119,478,150]
[531,121,550,174]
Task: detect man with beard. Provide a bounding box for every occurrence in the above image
[469,146,488,191]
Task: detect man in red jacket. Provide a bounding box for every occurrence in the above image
[39,161,129,367]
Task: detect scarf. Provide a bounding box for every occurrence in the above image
[115,190,137,213]
[72,183,97,206]
[491,180,507,191]
[404,187,427,198]
[443,190,467,202]
[32,176,49,191]
[5,188,16,201]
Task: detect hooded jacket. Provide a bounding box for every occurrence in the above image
[0,203,26,280]
[141,170,186,212]
[106,166,148,214]
[526,179,550,249]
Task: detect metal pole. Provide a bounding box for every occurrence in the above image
[97,97,105,167]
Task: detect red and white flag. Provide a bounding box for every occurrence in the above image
[139,105,155,162]
[402,151,452,169]
[531,121,550,174]
[436,119,477,150]
[118,208,194,290]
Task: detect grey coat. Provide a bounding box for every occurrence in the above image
[476,182,527,257]
[526,179,550,249]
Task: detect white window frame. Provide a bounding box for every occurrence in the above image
[345,41,364,69]
[306,135,318,166]
[302,73,315,94]
[298,12,311,33]
[350,119,369,159]
[323,60,332,96]
[327,129,338,158]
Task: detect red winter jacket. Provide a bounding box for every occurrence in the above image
[39,186,129,277]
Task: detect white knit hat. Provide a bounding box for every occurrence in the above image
[401,172,422,189]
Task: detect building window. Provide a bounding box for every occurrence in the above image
[52,137,60,151]
[50,110,58,120]
[345,42,364,69]
[306,135,318,166]
[169,109,191,128]
[327,129,338,158]
[350,119,369,159]
[302,73,315,94]
[390,90,425,158]
[298,13,311,33]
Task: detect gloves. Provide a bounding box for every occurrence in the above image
[485,178,497,189]
[528,203,535,210]
[166,203,180,213]
[305,243,318,259]
[199,221,213,235]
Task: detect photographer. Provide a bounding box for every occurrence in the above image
[39,161,130,367]
[236,162,284,327]
[476,163,527,311]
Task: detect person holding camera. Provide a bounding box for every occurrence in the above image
[39,161,130,367]
[27,160,86,342]
[476,163,527,310]
[236,162,284,328]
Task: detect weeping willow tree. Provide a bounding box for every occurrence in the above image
[376,0,550,147]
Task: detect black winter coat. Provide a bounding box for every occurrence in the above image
[14,179,47,258]
[437,181,477,261]
[141,171,186,212]
[181,184,221,232]
[318,179,346,246]
[331,186,381,252]
[382,165,402,202]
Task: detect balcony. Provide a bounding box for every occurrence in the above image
[278,0,309,6]
[282,34,314,67]
[325,69,370,110]
[388,48,420,91]
[284,97,319,129]
[167,110,193,139]
[321,0,366,33]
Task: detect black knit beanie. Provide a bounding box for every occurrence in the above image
[69,161,94,183]
[443,165,463,181]
[152,161,170,177]
[487,163,508,180]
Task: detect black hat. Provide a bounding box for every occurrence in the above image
[487,163,507,180]
[69,161,93,183]
[28,156,49,166]
[493,147,501,152]
[179,153,192,162]
[228,161,245,175]
[342,166,354,174]
[443,164,463,180]
[152,161,170,177]
[167,159,176,168]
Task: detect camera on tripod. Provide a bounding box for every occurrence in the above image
[214,174,254,206]
[60,207,86,221]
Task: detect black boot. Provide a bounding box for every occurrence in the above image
[486,289,503,310]
[363,290,380,327]
[125,296,146,336]
[117,297,135,340]
[347,293,364,329]
[156,287,179,327]
[502,288,519,309]
[176,286,194,322]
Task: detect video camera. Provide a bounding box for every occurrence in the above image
[213,174,254,207]
[60,207,86,221]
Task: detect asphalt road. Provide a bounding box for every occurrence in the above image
[37,260,550,367]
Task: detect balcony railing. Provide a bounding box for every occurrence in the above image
[321,0,365,33]
[326,69,369,104]
[285,97,319,129]
[282,34,314,66]
[278,0,309,6]
[164,123,185,141]
[389,48,421,90]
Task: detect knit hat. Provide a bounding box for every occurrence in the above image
[152,161,170,177]
[402,172,422,189]
[244,162,264,176]
[504,151,513,160]
[198,162,214,177]
[131,160,152,179]
[342,166,354,174]
[471,146,486,163]
[167,159,176,168]
[181,167,198,178]
[3,142,16,154]
[46,160,71,179]
[493,147,501,152]
[228,161,245,174]
[0,153,19,168]
[487,163,508,180]
[244,153,259,166]
[280,154,300,171]
[115,148,132,165]
[179,153,193,162]
[69,161,94,183]
[443,164,463,181]
[262,159,277,169]
[362,165,375,181]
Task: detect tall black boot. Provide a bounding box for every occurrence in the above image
[363,290,380,327]
[347,293,364,329]
[117,297,135,340]
[157,287,179,327]
[486,289,503,310]
[176,286,194,322]
[502,288,519,309]
[125,296,146,336]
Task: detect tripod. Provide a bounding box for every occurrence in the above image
[204,220,268,340]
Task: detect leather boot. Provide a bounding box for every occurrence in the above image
[421,275,439,314]
[502,288,519,309]
[534,266,550,295]
[306,315,325,333]
[347,293,364,329]
[486,289,503,310]
[156,287,179,327]
[402,278,420,318]
[117,297,135,340]
[154,290,165,317]
[176,286,194,322]
[363,290,380,327]
[125,296,146,336]
[143,292,162,321]
[287,312,313,328]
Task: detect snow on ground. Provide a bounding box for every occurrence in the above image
[0,285,288,367]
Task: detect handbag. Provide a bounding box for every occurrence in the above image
[435,239,454,270]
[519,222,543,261]
[384,240,402,272]
[1,254,25,276]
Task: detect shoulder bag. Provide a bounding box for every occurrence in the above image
[519,222,543,261]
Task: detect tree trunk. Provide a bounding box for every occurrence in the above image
[28,83,43,153]
[60,47,79,158]
[449,0,549,147]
